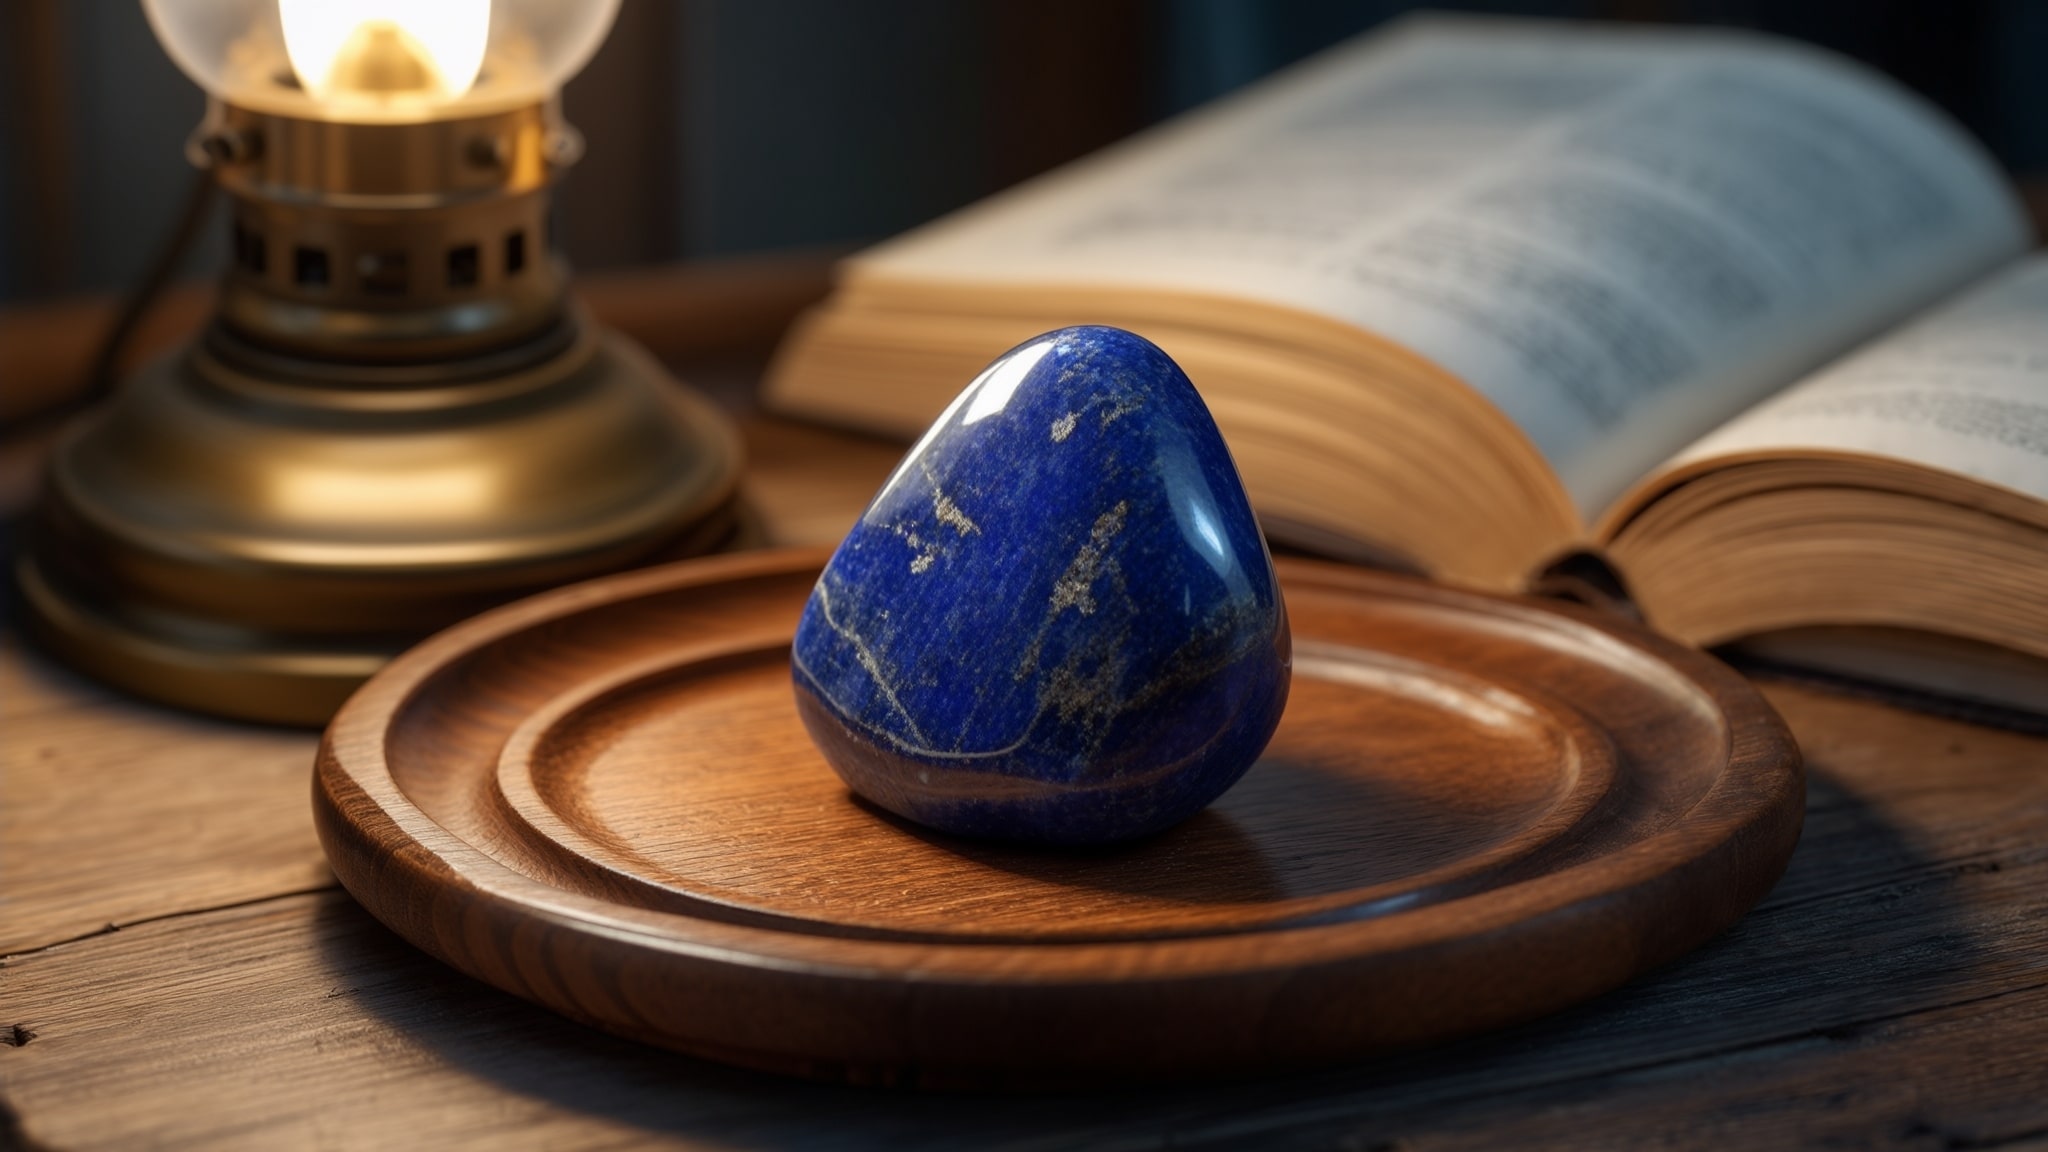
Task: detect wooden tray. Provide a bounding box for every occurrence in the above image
[314,549,1803,1087]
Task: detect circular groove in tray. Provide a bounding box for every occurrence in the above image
[483,636,1622,945]
[315,548,1803,1086]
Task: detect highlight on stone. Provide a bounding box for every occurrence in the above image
[790,325,1291,845]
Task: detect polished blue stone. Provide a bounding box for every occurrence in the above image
[791,325,1291,845]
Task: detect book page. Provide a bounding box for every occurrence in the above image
[1652,255,2048,504]
[855,14,2028,519]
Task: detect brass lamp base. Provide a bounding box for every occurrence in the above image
[19,320,741,725]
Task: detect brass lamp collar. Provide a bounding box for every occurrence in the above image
[193,98,580,208]
[200,99,577,366]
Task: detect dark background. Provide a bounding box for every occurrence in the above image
[2,0,2044,305]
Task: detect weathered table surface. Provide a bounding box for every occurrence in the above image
[4,410,2047,1151]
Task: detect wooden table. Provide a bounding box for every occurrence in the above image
[6,351,2048,1151]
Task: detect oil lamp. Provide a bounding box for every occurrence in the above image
[19,0,740,724]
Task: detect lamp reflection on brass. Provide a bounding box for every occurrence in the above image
[266,466,499,525]
[19,0,742,725]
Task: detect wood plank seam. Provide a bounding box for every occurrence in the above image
[1757,852,2035,914]
[9,891,2040,1094]
[1617,977,2048,1067]
[1176,983,2048,1147]
[0,882,340,966]
[2,817,2043,1147]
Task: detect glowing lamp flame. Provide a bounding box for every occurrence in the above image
[280,0,491,100]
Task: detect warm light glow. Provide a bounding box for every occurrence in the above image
[280,0,491,101]
[268,466,499,525]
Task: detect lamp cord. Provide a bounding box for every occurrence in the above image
[80,165,217,408]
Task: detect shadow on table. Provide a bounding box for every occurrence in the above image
[312,763,1982,1148]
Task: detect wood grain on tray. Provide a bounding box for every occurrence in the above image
[311,549,1802,1086]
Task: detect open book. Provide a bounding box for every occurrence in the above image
[764,14,2047,711]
